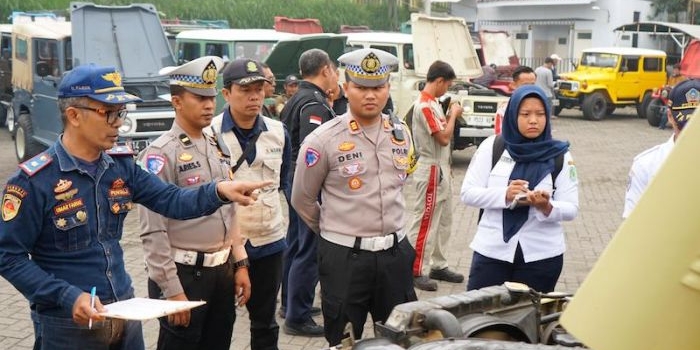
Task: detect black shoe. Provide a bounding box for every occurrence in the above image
[413,276,438,291]
[278,306,321,319]
[283,318,324,337]
[429,267,464,283]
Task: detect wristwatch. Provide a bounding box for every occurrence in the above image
[233,258,250,271]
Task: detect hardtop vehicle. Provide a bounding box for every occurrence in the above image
[10,2,176,162]
[344,14,509,150]
[0,24,11,127]
[175,29,298,64]
[556,47,667,121]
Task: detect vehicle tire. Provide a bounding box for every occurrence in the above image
[6,105,15,135]
[553,105,563,116]
[15,113,45,162]
[581,92,607,121]
[645,98,664,127]
[637,91,652,119]
[606,106,616,115]
[0,103,6,127]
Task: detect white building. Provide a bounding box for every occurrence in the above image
[451,0,660,70]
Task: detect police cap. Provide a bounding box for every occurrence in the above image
[58,64,142,104]
[159,56,224,97]
[338,48,398,87]
[669,78,700,129]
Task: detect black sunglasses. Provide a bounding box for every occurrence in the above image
[74,105,128,125]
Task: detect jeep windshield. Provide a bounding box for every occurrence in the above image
[580,52,618,68]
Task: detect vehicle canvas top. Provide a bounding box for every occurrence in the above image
[264,33,347,85]
[70,2,175,80]
[10,21,71,92]
[411,13,482,80]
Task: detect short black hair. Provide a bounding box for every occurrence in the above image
[426,60,456,82]
[169,84,187,97]
[512,65,535,81]
[299,49,332,78]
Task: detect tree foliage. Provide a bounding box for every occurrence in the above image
[0,0,412,32]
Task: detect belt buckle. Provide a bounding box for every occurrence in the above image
[182,251,197,265]
[370,235,390,251]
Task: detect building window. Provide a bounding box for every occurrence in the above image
[558,37,567,45]
[16,37,28,61]
[515,33,528,40]
[577,32,592,40]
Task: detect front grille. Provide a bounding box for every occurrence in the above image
[559,82,573,90]
[473,101,498,114]
[136,118,174,133]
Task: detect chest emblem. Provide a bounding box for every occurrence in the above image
[338,142,355,152]
[348,176,363,190]
[179,152,194,162]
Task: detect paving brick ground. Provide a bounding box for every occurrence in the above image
[0,108,671,349]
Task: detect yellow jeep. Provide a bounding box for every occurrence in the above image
[556,47,666,120]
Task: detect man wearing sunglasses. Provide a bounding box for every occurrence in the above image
[0,63,269,350]
[138,56,253,350]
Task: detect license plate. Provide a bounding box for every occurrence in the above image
[552,99,560,106]
[467,115,493,127]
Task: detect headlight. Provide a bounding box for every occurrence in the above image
[119,117,134,134]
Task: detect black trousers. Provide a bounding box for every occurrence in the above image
[246,251,284,350]
[318,237,417,346]
[466,244,563,293]
[148,261,236,350]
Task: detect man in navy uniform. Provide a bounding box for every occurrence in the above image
[0,63,268,350]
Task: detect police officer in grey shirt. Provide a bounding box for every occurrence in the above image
[291,48,417,346]
[139,56,251,350]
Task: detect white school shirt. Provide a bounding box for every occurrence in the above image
[460,135,579,263]
[622,136,675,219]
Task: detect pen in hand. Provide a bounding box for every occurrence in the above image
[88,286,96,330]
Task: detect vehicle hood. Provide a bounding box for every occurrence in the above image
[479,30,519,67]
[70,2,175,79]
[264,33,347,82]
[559,67,616,82]
[411,13,482,79]
[681,39,700,79]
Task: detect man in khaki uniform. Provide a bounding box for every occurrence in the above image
[408,60,465,292]
[291,48,416,346]
[138,56,251,350]
[207,58,291,350]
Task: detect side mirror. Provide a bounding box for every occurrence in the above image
[36,61,50,77]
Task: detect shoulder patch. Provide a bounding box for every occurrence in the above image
[19,152,52,176]
[305,148,320,167]
[106,145,134,156]
[145,154,166,175]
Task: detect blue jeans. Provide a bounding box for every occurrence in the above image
[658,106,668,129]
[32,310,144,350]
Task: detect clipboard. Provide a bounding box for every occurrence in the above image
[98,298,206,321]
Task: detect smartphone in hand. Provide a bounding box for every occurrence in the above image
[508,192,530,210]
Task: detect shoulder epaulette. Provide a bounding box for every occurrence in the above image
[149,132,176,149]
[19,152,53,176]
[105,145,134,156]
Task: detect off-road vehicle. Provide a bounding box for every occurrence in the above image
[556,47,666,121]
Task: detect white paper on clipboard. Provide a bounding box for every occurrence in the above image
[99,298,206,321]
